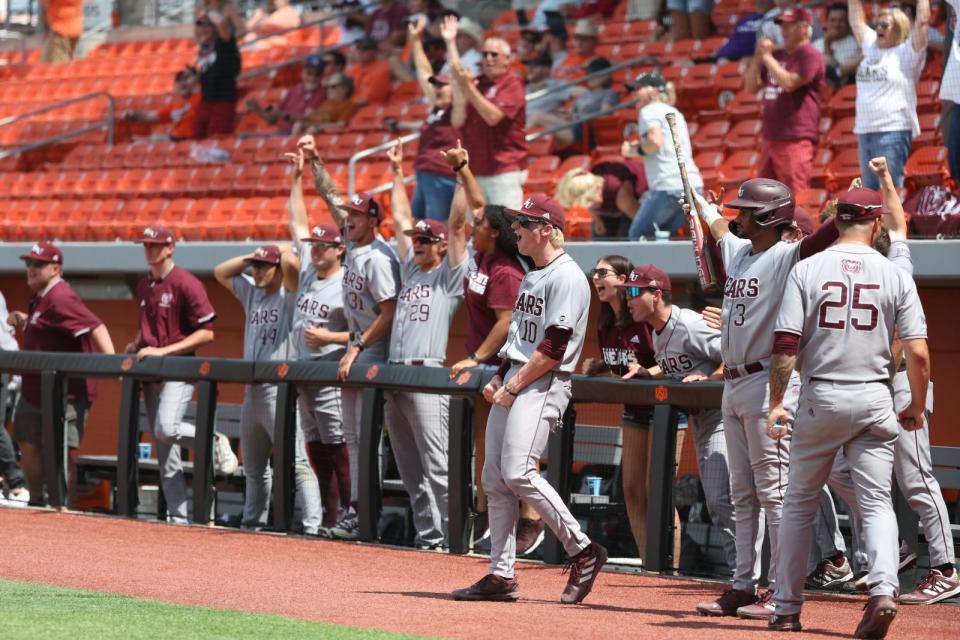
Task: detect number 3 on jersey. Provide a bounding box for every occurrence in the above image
[818,281,879,331]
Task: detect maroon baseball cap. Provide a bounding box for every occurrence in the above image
[428,73,450,86]
[775,7,813,24]
[403,219,447,241]
[341,192,382,220]
[506,193,567,230]
[301,223,345,245]
[836,188,886,222]
[244,244,282,265]
[137,225,176,245]
[791,206,815,237]
[20,241,63,265]
[616,264,672,292]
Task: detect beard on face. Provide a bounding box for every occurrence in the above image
[872,226,891,255]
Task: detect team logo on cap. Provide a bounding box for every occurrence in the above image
[312,226,326,237]
[738,186,745,198]
[415,220,430,232]
[629,272,638,281]
[351,194,364,206]
[522,198,535,210]
[31,243,43,255]
[144,227,159,238]
[254,248,269,258]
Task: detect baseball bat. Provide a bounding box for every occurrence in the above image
[664,111,718,289]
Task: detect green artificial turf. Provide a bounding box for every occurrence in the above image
[0,578,433,640]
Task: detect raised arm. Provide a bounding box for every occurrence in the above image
[387,142,415,257]
[442,139,485,212]
[869,156,908,240]
[408,16,438,105]
[450,62,469,129]
[213,254,252,295]
[297,134,346,228]
[284,146,310,242]
[280,250,300,292]
[912,0,930,52]
[205,9,235,42]
[847,0,869,45]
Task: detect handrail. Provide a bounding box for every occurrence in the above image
[0,29,28,66]
[0,91,116,159]
[347,131,419,198]
[238,41,350,81]
[527,55,661,105]
[239,8,353,50]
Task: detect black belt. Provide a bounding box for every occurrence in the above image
[810,377,890,384]
[389,359,426,366]
[723,361,764,380]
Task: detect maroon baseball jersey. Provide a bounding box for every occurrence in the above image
[21,279,103,404]
[464,251,525,365]
[135,265,216,351]
[597,320,657,376]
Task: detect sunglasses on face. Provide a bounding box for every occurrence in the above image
[590,267,614,278]
[250,261,275,270]
[481,51,500,59]
[24,260,49,269]
[875,21,893,30]
[625,286,658,299]
[412,236,440,246]
[515,215,546,229]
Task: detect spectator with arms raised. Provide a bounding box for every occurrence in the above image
[194,10,242,138]
[815,3,862,88]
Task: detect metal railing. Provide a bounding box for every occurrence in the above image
[0,29,27,66]
[0,92,116,159]
[0,350,722,570]
[239,8,353,51]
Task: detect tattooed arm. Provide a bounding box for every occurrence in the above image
[296,135,346,228]
[766,351,797,439]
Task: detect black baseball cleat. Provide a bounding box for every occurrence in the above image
[769,613,803,632]
[452,574,520,602]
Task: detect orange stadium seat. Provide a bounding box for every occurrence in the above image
[724,119,762,150]
[826,147,861,190]
[795,188,828,215]
[527,132,555,157]
[717,150,759,190]
[87,198,124,241]
[826,84,857,118]
[826,116,856,151]
[914,112,942,148]
[809,148,834,188]
[904,146,949,190]
[694,151,725,187]
[524,155,561,193]
[692,120,730,152]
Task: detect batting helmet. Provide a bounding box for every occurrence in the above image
[726,178,795,228]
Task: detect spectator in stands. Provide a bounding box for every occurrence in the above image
[944,0,960,182]
[246,55,326,134]
[242,0,301,48]
[445,17,528,209]
[623,72,703,239]
[321,50,348,79]
[714,0,773,61]
[745,7,824,194]
[194,11,242,139]
[901,1,945,52]
[196,0,246,39]
[667,0,713,41]
[40,0,82,63]
[814,3,862,88]
[366,0,410,49]
[297,72,357,133]
[123,67,201,141]
[403,16,459,221]
[850,0,929,190]
[556,158,647,238]
[349,36,394,107]
[441,15,484,77]
[759,0,824,46]
[540,15,575,80]
[524,51,570,120]
[579,255,657,561]
[0,291,29,507]
[528,57,619,145]
[553,18,599,81]
[8,242,115,509]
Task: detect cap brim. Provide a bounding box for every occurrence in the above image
[402,230,443,240]
[725,197,765,210]
[136,238,174,245]
[300,237,343,245]
[19,255,57,263]
[242,257,280,264]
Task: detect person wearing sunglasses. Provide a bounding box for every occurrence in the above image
[380,141,469,550]
[615,265,738,576]
[8,242,114,509]
[298,72,357,135]
[442,15,528,210]
[453,194,606,604]
[246,55,327,135]
[691,178,840,620]
[579,256,660,564]
[764,186,930,637]
[848,0,930,190]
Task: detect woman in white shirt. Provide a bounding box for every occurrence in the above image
[623,72,702,240]
[849,0,929,189]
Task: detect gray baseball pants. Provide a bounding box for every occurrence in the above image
[689,409,737,573]
[484,367,589,578]
[774,380,900,616]
[240,383,322,534]
[722,371,799,592]
[384,381,449,547]
[142,380,195,523]
[341,345,386,503]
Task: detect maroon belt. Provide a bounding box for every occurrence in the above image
[723,361,765,380]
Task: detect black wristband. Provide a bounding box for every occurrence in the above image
[505,387,518,397]
[469,351,479,361]
[453,159,468,172]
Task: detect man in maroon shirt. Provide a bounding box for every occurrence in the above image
[365,0,409,49]
[246,54,327,134]
[442,15,528,210]
[127,225,234,523]
[745,7,824,194]
[8,242,114,509]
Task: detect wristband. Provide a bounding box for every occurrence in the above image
[469,351,479,361]
[452,159,468,172]
[699,202,723,227]
[505,387,518,397]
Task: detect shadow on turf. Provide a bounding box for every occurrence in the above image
[646,620,851,638]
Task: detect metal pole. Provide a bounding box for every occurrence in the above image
[271,381,298,532]
[40,370,66,507]
[357,386,384,542]
[191,380,218,524]
[447,397,473,555]
[645,403,679,573]
[116,376,141,517]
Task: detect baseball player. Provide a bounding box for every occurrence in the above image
[296,135,400,540]
[452,194,606,604]
[618,264,737,574]
[765,187,930,638]
[284,147,352,535]
[213,245,323,535]
[690,180,840,619]
[8,242,115,509]
[128,226,236,524]
[580,255,660,563]
[383,142,468,549]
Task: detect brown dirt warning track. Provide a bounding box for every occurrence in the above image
[1,508,957,639]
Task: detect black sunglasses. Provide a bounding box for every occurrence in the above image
[24,259,50,269]
[515,214,546,228]
[590,267,614,278]
[412,236,441,245]
[481,51,500,59]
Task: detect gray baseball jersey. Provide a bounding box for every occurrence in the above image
[342,236,401,335]
[292,243,348,361]
[719,234,803,366]
[500,252,590,373]
[776,243,927,382]
[651,306,722,380]
[231,275,295,361]
[888,239,913,276]
[389,248,467,363]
